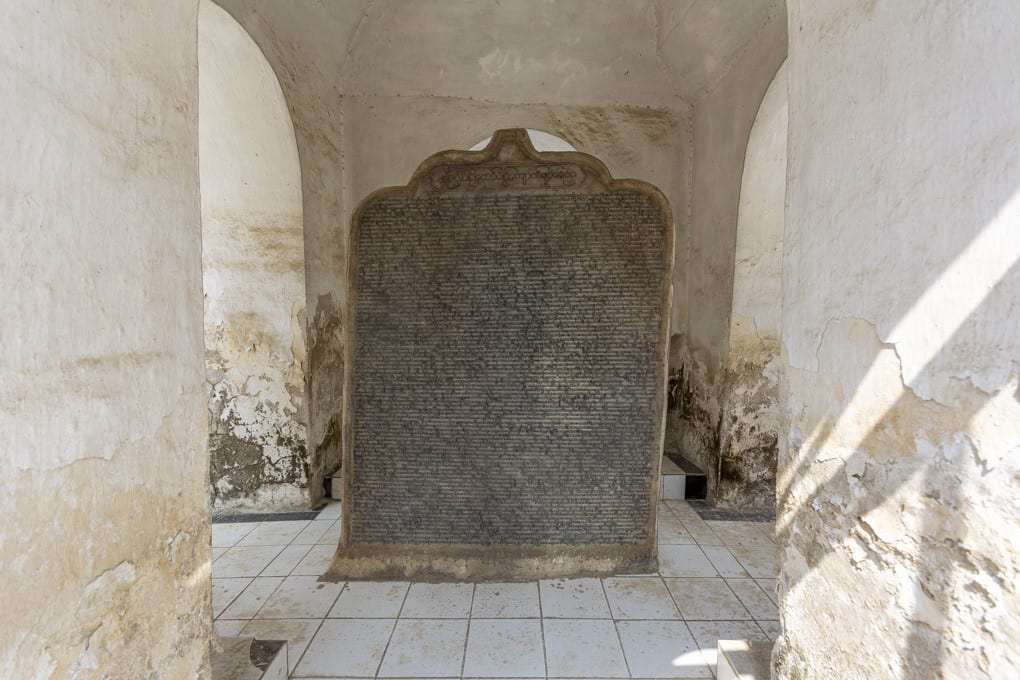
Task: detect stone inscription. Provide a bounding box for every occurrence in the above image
[352,190,668,545]
[431,163,583,191]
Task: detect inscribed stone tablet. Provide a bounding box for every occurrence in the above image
[329,129,673,580]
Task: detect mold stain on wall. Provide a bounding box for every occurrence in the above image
[199,0,310,510]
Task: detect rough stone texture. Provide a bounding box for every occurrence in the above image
[715,62,788,510]
[199,1,309,510]
[776,2,1020,678]
[677,7,787,500]
[0,2,210,677]
[332,130,672,579]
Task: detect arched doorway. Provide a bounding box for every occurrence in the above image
[199,0,309,511]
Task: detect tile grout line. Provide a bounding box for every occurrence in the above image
[661,519,754,679]
[715,575,754,622]
[537,580,549,680]
[268,516,338,678]
[459,583,476,679]
[681,616,718,680]
[246,520,309,619]
[600,577,633,678]
[373,581,413,678]
[285,602,332,676]
[219,502,768,679]
[652,571,683,621]
[724,576,777,625]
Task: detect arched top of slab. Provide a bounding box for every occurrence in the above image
[352,128,673,226]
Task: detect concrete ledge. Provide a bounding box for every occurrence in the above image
[661,454,687,500]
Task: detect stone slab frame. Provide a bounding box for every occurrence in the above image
[327,129,674,581]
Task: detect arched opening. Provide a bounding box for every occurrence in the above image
[716,61,788,509]
[13,1,1020,677]
[470,129,577,152]
[198,0,309,511]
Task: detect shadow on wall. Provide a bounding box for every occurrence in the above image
[776,199,1020,675]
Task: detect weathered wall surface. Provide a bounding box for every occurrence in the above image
[199,0,309,510]
[777,2,1020,677]
[716,62,787,509]
[210,0,358,505]
[677,7,787,495]
[0,2,210,677]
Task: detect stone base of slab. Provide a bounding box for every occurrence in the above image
[322,543,658,582]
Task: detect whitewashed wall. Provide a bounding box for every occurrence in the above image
[200,0,309,510]
[777,2,1020,677]
[0,2,209,676]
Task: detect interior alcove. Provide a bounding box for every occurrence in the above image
[470,129,577,152]
[198,0,310,511]
[715,61,788,509]
[6,2,1020,678]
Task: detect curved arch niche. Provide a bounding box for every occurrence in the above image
[470,129,577,152]
[717,60,788,509]
[199,0,309,510]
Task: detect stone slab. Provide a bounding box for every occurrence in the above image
[329,129,673,579]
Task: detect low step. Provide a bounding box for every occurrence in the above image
[212,637,288,680]
[660,453,707,501]
[717,639,773,680]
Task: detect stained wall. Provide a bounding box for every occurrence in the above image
[199,0,309,510]
[675,7,788,500]
[716,62,788,509]
[209,0,364,504]
[0,1,210,676]
[776,1,1020,677]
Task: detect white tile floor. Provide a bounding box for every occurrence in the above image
[212,499,779,679]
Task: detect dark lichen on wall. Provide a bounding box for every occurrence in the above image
[668,339,779,512]
[306,293,345,505]
[205,340,310,509]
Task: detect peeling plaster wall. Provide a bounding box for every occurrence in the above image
[777,2,1020,677]
[0,2,210,677]
[716,62,787,509]
[677,7,787,494]
[199,0,309,510]
[211,0,354,504]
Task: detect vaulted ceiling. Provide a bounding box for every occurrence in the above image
[214,0,785,109]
